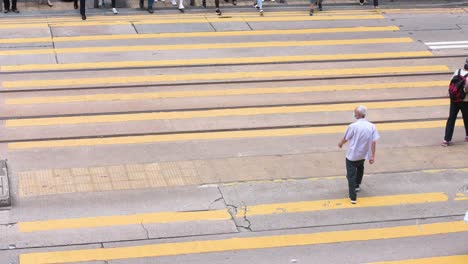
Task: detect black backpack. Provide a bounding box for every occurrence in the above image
[448,69,468,102]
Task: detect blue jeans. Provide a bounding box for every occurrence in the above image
[140,0,154,8]
[346,158,365,201]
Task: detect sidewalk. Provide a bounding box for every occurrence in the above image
[16,144,468,197]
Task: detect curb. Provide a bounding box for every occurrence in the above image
[0,160,11,208]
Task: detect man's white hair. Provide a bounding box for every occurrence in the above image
[356,105,367,117]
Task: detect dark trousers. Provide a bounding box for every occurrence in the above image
[346,158,365,201]
[202,0,219,8]
[3,0,17,10]
[140,0,154,8]
[74,0,86,15]
[111,0,116,7]
[444,101,468,142]
[360,0,378,6]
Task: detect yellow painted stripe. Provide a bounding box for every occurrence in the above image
[19,209,231,233]
[18,192,447,233]
[0,11,380,24]
[5,80,448,105]
[0,15,383,29]
[454,197,468,201]
[2,51,431,72]
[0,26,400,45]
[2,65,448,89]
[236,192,448,217]
[7,120,462,149]
[19,221,468,264]
[369,255,468,264]
[5,98,448,127]
[0,37,411,56]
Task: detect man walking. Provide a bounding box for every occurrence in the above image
[441,59,468,147]
[338,105,379,204]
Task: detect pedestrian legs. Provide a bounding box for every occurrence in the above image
[141,0,155,13]
[444,101,462,143]
[346,158,365,202]
[3,0,18,13]
[74,0,86,20]
[256,0,263,15]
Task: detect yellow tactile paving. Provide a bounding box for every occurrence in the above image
[2,65,449,89]
[6,80,446,105]
[0,37,412,56]
[5,98,448,127]
[2,50,429,72]
[19,221,468,264]
[0,26,401,45]
[369,255,468,264]
[7,119,462,149]
[18,192,448,232]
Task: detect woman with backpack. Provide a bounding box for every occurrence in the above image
[442,59,468,147]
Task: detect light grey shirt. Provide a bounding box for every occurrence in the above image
[344,119,380,161]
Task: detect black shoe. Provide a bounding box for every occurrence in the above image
[74,2,78,9]
[81,14,86,20]
[178,8,184,12]
[148,7,154,13]
[215,8,221,15]
[309,9,314,16]
[232,0,237,5]
[12,8,19,13]
[318,3,322,10]
[139,0,144,9]
[3,9,9,13]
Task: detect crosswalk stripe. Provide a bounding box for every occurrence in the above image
[1,51,432,72]
[0,11,380,24]
[4,80,448,105]
[7,120,462,149]
[0,26,400,45]
[236,192,448,217]
[0,8,457,25]
[19,221,468,264]
[369,255,468,264]
[0,37,412,56]
[19,209,231,233]
[5,98,448,127]
[18,192,448,232]
[0,26,401,45]
[2,65,449,89]
[0,15,384,29]
[428,45,468,50]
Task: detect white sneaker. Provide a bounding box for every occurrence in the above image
[112,7,118,14]
[171,0,177,5]
[98,0,103,7]
[259,9,263,15]
[350,200,357,204]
